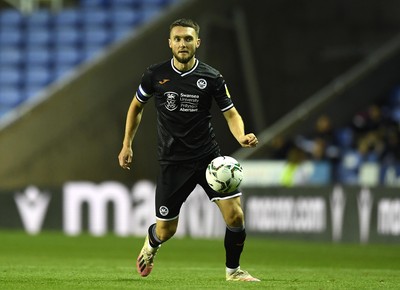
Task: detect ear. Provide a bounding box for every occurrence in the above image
[168,38,172,48]
[196,38,201,48]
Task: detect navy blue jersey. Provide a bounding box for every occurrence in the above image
[136,58,234,163]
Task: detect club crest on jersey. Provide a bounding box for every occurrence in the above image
[197,78,207,89]
[164,92,179,111]
[159,206,169,216]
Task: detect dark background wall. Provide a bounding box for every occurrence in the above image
[1,0,400,189]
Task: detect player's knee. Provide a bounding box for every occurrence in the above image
[225,210,244,228]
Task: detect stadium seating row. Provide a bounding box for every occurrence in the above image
[79,0,171,7]
[0,0,179,117]
[0,26,132,50]
[0,7,161,28]
[0,44,105,66]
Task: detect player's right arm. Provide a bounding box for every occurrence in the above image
[118,95,145,170]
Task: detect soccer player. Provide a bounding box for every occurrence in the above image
[118,18,260,282]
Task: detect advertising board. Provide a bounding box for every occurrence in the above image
[1,181,399,243]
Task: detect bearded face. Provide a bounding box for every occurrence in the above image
[172,47,196,64]
[169,26,200,65]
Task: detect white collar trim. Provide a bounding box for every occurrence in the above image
[171,58,199,77]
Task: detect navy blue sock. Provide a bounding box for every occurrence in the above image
[147,223,162,248]
[224,226,246,269]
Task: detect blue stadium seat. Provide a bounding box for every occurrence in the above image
[81,9,110,27]
[110,8,141,27]
[0,9,24,27]
[139,6,162,23]
[0,86,24,106]
[82,26,111,46]
[113,0,175,9]
[109,0,156,8]
[25,9,52,27]
[53,46,82,66]
[109,7,140,41]
[0,66,22,86]
[25,28,52,47]
[82,44,104,60]
[23,46,52,66]
[111,25,136,42]
[0,47,23,66]
[53,9,82,27]
[52,27,81,47]
[80,0,111,8]
[24,65,52,87]
[143,0,170,6]
[53,63,75,80]
[0,28,23,46]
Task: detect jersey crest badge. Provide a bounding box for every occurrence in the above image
[159,206,169,216]
[197,78,207,89]
[164,92,179,111]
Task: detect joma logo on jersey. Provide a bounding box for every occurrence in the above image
[164,92,179,111]
[159,79,170,85]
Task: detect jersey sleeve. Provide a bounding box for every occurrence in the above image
[213,74,234,112]
[136,67,154,104]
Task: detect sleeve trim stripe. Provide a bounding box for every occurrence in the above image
[221,103,234,112]
[136,94,148,103]
[139,85,151,97]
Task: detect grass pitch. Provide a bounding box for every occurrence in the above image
[0,230,399,289]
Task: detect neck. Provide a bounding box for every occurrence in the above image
[173,57,196,72]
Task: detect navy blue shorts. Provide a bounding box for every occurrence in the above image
[155,152,242,220]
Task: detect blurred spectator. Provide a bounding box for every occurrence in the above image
[295,114,340,162]
[381,125,400,165]
[352,103,394,162]
[269,135,293,160]
[269,85,400,185]
[281,142,307,187]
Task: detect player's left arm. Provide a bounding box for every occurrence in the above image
[223,107,258,148]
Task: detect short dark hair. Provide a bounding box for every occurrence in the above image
[169,18,200,36]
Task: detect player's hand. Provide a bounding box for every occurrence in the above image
[118,146,133,170]
[238,133,259,148]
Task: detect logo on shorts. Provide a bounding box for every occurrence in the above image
[164,92,179,111]
[159,206,169,216]
[197,78,207,89]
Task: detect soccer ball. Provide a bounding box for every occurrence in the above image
[205,156,243,193]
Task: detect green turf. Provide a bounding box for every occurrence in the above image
[0,230,399,289]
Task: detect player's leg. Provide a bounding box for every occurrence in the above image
[137,218,179,277]
[155,218,179,242]
[137,162,196,277]
[196,152,259,281]
[215,197,246,270]
[216,197,260,282]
